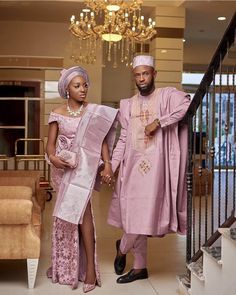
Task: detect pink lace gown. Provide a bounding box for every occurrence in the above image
[47,111,101,289]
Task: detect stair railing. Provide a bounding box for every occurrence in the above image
[183,12,236,264]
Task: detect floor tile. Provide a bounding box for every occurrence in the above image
[0,186,186,295]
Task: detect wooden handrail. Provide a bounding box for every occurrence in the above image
[183,12,236,122]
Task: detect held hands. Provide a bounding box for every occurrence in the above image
[49,154,71,169]
[144,119,160,137]
[100,162,115,188]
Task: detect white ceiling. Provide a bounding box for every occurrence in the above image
[0,0,235,69]
[182,0,236,41]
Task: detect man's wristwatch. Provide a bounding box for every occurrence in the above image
[154,119,160,127]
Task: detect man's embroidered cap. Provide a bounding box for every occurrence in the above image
[132,55,154,69]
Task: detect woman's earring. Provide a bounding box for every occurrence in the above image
[66,91,69,99]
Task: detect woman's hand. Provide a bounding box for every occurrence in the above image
[100,163,114,187]
[49,155,71,169]
[144,119,159,137]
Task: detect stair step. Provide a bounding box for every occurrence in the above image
[201,246,222,265]
[218,228,236,245]
[230,228,236,240]
[177,273,191,294]
[188,261,205,281]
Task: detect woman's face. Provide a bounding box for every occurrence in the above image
[67,75,89,102]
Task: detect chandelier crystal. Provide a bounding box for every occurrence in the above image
[69,0,156,67]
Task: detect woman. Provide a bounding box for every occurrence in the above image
[46,66,118,292]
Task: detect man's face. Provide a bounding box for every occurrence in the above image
[133,65,156,96]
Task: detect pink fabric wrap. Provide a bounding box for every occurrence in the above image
[53,104,118,225]
[108,87,190,236]
[58,66,90,98]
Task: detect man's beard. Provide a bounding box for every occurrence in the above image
[136,77,155,96]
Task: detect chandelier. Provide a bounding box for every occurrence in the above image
[69,0,156,67]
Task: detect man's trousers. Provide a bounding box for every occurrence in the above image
[120,233,148,269]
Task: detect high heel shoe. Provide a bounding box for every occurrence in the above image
[83,280,97,293]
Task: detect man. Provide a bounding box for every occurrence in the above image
[107,55,191,283]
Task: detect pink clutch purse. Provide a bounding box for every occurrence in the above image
[58,150,77,168]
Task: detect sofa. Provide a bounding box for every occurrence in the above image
[0,185,41,288]
[0,170,47,210]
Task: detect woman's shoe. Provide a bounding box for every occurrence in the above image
[83,280,96,293]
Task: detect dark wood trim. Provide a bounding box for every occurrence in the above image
[153,27,184,39]
[0,56,63,69]
[0,80,40,97]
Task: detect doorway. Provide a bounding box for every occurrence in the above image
[0,81,41,156]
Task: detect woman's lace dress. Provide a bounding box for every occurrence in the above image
[47,112,101,289]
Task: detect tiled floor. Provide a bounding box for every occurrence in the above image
[0,187,187,295]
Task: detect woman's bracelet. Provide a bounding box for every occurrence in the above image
[49,154,55,161]
[45,153,54,165]
[104,159,111,165]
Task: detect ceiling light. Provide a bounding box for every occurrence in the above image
[69,0,156,67]
[106,4,120,11]
[218,16,226,21]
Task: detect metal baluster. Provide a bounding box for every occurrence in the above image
[205,88,209,242]
[218,55,222,227]
[233,66,236,212]
[198,95,203,249]
[211,71,216,235]
[187,116,193,263]
[225,66,230,219]
[193,114,197,254]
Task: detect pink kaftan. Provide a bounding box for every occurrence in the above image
[108,87,190,236]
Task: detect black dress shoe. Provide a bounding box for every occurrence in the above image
[116,268,148,284]
[114,239,126,275]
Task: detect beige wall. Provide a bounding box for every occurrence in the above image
[0,21,68,57]
[102,60,133,104]
[184,40,218,69]
[151,6,185,90]
[0,20,103,140]
[0,6,187,143]
[0,20,103,103]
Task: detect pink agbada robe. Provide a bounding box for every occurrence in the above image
[108,87,190,236]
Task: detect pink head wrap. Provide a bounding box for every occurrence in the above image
[58,66,90,99]
[132,55,154,69]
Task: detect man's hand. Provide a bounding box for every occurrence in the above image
[100,163,115,187]
[144,119,159,137]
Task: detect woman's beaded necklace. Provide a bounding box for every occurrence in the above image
[67,103,84,117]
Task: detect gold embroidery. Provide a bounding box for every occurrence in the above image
[131,90,158,152]
[138,159,151,175]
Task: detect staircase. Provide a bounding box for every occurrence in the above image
[178,226,236,295]
[177,12,236,295]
